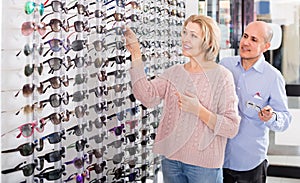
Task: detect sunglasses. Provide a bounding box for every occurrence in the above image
[125,119,138,130]
[21,21,46,36]
[1,141,41,156]
[87,146,107,160]
[1,160,38,177]
[107,138,125,149]
[1,119,45,138]
[43,38,70,57]
[39,92,71,108]
[24,63,43,77]
[25,1,44,16]
[89,133,106,144]
[14,83,45,98]
[40,75,73,90]
[89,100,112,114]
[107,151,125,164]
[37,130,66,144]
[73,73,88,86]
[88,116,108,129]
[125,145,139,156]
[64,170,90,183]
[15,102,45,115]
[66,123,92,136]
[43,109,73,125]
[68,54,91,69]
[125,132,138,143]
[16,43,43,57]
[64,154,90,169]
[72,90,89,102]
[38,147,65,163]
[86,161,107,174]
[44,0,68,13]
[34,165,66,181]
[74,104,89,118]
[67,138,89,152]
[42,18,69,39]
[92,57,110,68]
[90,71,108,82]
[108,124,125,136]
[42,57,70,74]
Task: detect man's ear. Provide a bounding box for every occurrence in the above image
[263,42,271,52]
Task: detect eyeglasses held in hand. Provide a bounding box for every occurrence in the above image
[1,119,45,138]
[246,101,278,121]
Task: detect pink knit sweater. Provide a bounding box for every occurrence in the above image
[129,60,240,168]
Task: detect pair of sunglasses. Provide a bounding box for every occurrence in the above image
[1,119,45,138]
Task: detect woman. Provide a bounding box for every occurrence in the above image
[124,14,240,183]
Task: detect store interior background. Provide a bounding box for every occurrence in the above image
[1,0,299,183]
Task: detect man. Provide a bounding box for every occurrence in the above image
[220,21,292,183]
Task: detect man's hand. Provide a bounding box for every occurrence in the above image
[258,105,274,122]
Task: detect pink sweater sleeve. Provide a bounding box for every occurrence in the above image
[129,60,168,108]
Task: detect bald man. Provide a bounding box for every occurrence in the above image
[220,21,292,183]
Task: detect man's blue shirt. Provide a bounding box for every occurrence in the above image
[220,55,292,171]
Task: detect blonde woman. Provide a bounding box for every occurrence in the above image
[124,15,240,183]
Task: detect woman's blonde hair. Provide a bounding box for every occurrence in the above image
[183,15,221,61]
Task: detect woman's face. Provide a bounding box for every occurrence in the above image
[181,22,204,59]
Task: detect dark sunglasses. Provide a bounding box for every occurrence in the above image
[108,124,125,136]
[107,151,125,165]
[67,138,89,152]
[89,85,108,98]
[44,0,68,13]
[16,43,43,57]
[90,71,108,82]
[124,145,139,156]
[87,161,107,174]
[1,160,38,177]
[38,130,66,144]
[15,102,45,115]
[38,147,65,163]
[34,165,66,181]
[107,138,124,149]
[89,133,106,144]
[24,63,43,77]
[1,141,41,156]
[66,123,92,136]
[68,54,92,69]
[39,92,71,108]
[43,57,70,74]
[64,154,90,169]
[89,100,112,114]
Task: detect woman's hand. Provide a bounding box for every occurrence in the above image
[124,26,142,60]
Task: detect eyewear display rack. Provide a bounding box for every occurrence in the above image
[1,0,186,182]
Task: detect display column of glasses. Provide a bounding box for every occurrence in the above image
[1,0,186,182]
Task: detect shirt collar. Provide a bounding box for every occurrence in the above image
[236,55,265,73]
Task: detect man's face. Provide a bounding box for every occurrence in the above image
[239,23,269,62]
